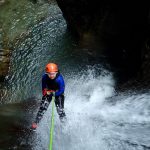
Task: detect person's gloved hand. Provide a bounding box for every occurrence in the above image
[50,92,55,97]
[47,91,55,97]
[49,93,53,97]
[42,89,47,96]
[46,91,51,95]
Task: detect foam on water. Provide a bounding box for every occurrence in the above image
[34,67,150,150]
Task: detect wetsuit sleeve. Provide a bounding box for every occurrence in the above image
[55,76,65,97]
[42,75,47,90]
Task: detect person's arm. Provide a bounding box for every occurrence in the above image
[55,75,65,96]
[42,75,47,96]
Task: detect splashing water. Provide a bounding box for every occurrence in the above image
[34,67,116,150]
[33,67,150,150]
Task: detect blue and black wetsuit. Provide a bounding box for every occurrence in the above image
[42,72,65,96]
[35,73,66,123]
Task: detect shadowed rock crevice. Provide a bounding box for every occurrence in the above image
[56,0,150,87]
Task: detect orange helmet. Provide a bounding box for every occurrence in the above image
[45,63,58,73]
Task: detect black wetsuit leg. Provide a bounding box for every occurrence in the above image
[35,95,52,123]
[55,95,66,119]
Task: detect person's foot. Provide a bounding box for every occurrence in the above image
[59,113,67,123]
[31,122,38,131]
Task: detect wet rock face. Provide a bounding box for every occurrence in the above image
[0,28,10,81]
[56,0,150,83]
[0,0,51,81]
[0,98,39,149]
[0,0,5,5]
[0,49,10,81]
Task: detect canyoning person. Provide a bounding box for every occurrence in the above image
[32,63,66,129]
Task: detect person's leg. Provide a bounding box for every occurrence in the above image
[35,95,52,123]
[55,95,66,119]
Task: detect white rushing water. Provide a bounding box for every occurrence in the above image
[33,67,150,150]
[34,67,115,150]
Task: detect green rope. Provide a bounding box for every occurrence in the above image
[49,95,55,150]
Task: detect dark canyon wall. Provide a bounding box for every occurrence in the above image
[56,0,150,86]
